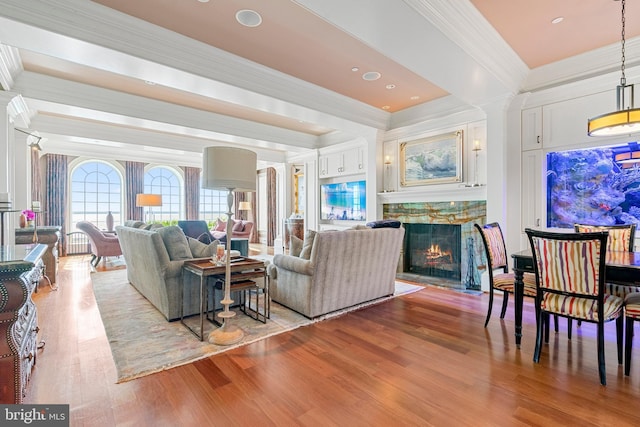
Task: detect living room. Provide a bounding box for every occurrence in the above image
[2,0,640,424]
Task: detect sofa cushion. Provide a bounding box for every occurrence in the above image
[232,220,244,232]
[290,235,303,257]
[299,229,317,260]
[156,226,192,260]
[214,219,226,232]
[187,237,220,258]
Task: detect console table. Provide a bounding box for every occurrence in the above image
[0,243,46,403]
[15,226,61,286]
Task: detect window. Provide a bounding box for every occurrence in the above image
[200,185,228,224]
[70,161,122,229]
[144,167,182,223]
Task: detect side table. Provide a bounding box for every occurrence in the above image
[181,258,269,341]
[15,226,61,286]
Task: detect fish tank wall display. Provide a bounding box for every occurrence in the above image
[546,142,640,228]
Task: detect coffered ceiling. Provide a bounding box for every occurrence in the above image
[1,0,639,164]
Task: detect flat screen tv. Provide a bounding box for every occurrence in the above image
[320,180,366,221]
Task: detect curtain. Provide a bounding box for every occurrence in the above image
[266,167,277,246]
[234,191,246,219]
[249,191,259,243]
[45,154,68,255]
[125,161,145,221]
[30,149,43,226]
[184,166,200,220]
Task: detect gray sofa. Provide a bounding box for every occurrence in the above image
[116,224,238,321]
[268,226,405,318]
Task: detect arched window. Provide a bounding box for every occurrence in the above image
[70,161,122,229]
[144,166,182,222]
[200,185,228,224]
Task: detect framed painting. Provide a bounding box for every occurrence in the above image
[400,130,463,186]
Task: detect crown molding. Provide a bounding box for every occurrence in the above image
[404,0,528,95]
[0,0,388,132]
[0,43,22,90]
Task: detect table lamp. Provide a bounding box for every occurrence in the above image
[203,146,257,345]
[238,201,251,220]
[136,194,162,223]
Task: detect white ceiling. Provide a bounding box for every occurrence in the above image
[1,0,639,166]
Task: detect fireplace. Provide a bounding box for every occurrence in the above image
[403,223,462,280]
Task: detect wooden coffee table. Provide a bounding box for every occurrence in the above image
[181,257,269,341]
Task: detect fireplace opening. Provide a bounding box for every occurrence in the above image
[403,223,462,280]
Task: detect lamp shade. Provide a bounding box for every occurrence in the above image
[136,193,162,207]
[203,147,257,191]
[238,201,251,211]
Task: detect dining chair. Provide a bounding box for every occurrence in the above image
[475,223,538,328]
[624,292,640,376]
[526,228,625,386]
[574,223,639,298]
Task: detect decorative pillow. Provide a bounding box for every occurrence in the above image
[348,224,369,231]
[366,220,401,229]
[232,220,244,232]
[299,229,317,260]
[187,237,220,258]
[290,235,303,257]
[156,226,192,260]
[214,219,226,232]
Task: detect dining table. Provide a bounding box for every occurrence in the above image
[511,249,640,348]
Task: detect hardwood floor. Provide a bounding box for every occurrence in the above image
[25,252,640,426]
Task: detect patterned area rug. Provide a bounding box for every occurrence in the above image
[91,269,423,383]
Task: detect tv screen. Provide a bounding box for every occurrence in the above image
[320,180,366,221]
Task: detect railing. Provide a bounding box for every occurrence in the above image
[66,232,91,255]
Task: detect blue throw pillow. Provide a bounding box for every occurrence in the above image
[366,220,401,229]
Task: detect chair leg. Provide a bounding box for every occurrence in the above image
[90,254,97,265]
[534,310,544,363]
[554,314,559,333]
[484,288,495,328]
[625,316,634,376]
[568,318,572,340]
[544,313,550,344]
[617,316,624,365]
[597,322,607,386]
[499,291,509,319]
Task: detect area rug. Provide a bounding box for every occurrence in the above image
[91,268,423,383]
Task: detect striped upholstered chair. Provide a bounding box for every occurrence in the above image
[526,228,624,386]
[624,292,640,376]
[574,223,639,298]
[475,223,538,327]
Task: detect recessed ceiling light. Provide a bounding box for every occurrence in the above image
[236,9,262,27]
[362,71,381,81]
[410,95,420,100]
[386,84,396,90]
[382,105,391,110]
[197,0,210,3]
[551,16,564,24]
[351,67,359,72]
[144,80,156,85]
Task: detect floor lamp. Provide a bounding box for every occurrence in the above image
[203,146,257,345]
[136,194,162,223]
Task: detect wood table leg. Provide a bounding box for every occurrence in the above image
[513,268,524,349]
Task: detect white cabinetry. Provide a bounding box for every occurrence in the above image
[319,146,365,178]
[521,150,544,246]
[522,107,542,151]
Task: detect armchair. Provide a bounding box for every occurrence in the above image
[76,220,123,266]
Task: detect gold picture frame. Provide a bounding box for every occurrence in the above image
[400,130,463,186]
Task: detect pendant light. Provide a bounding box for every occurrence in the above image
[588,0,640,137]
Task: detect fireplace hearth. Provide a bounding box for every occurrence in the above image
[404,223,461,280]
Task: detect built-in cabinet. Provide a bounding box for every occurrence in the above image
[319,146,365,178]
[521,150,544,245]
[521,107,543,151]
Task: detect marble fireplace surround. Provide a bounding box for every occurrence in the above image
[383,200,487,290]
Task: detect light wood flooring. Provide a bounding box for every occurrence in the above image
[24,249,640,426]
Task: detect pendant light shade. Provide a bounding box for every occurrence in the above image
[588,0,640,137]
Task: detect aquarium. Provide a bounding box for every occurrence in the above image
[320,180,366,221]
[546,142,640,228]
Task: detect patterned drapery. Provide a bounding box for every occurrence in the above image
[184,166,200,220]
[125,161,145,221]
[45,154,68,255]
[249,191,259,243]
[266,167,277,246]
[30,149,43,226]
